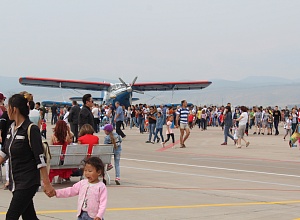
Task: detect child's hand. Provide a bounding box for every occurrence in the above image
[94,217,101,220]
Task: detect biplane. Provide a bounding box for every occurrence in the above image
[19,77,212,108]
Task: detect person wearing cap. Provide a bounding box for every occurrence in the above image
[103,124,122,185]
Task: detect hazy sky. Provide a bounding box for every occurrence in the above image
[1,0,299,83]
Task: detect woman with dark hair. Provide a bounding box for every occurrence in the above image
[50,120,73,183]
[221,106,234,145]
[51,120,73,155]
[0,93,55,219]
[235,106,250,148]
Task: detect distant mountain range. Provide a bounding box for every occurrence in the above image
[0,75,299,108]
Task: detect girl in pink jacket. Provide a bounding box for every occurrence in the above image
[54,157,107,220]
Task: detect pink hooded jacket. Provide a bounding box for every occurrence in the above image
[56,179,107,218]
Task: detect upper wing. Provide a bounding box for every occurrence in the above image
[19,77,111,91]
[132,81,212,91]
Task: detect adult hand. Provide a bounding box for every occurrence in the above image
[43,184,56,197]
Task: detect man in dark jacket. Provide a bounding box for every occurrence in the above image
[78,94,94,130]
[68,101,81,142]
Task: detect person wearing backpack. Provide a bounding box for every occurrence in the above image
[0,94,55,219]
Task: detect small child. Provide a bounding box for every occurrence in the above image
[233,126,238,145]
[188,110,194,129]
[153,112,164,143]
[54,157,107,220]
[284,115,292,140]
[162,115,175,147]
[103,124,122,185]
[267,113,273,135]
[41,119,47,139]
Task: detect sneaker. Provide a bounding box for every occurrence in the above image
[237,145,242,149]
[253,132,257,135]
[115,178,121,185]
[151,141,155,144]
[221,142,227,145]
[246,141,250,147]
[107,164,113,171]
[145,140,151,143]
[157,137,160,143]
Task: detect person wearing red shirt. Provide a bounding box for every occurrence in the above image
[78,124,99,155]
[188,110,194,129]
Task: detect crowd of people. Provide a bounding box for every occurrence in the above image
[1,90,300,219]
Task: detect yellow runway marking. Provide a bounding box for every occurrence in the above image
[1,200,300,215]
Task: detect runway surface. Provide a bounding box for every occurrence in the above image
[1,123,300,220]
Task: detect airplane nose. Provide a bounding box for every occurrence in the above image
[127,87,132,92]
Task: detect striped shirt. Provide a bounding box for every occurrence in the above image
[177,108,189,124]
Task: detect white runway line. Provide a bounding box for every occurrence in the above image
[122,165,300,189]
[122,158,300,178]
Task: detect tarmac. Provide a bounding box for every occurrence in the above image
[1,122,300,220]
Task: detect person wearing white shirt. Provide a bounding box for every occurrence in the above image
[92,104,100,133]
[235,106,250,148]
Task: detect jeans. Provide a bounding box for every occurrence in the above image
[77,211,104,220]
[153,128,164,142]
[130,117,139,128]
[51,113,57,125]
[132,117,138,127]
[138,117,145,133]
[148,123,156,141]
[224,125,234,143]
[274,120,279,134]
[249,119,255,129]
[6,185,39,220]
[212,117,217,127]
[200,118,206,130]
[292,123,298,134]
[114,146,122,178]
[116,121,126,138]
[78,211,93,220]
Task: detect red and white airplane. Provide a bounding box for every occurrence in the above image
[19,76,212,107]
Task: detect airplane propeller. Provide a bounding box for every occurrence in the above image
[118,77,144,94]
[118,77,144,104]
